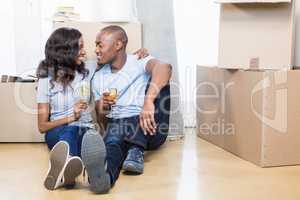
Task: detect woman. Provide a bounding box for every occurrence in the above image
[36,27,148,190]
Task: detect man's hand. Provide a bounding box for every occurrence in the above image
[139,101,157,135]
[74,100,88,121]
[102,92,116,110]
[133,48,149,59]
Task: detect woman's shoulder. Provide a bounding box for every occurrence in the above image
[37,77,53,94]
[38,77,62,91]
[38,77,51,84]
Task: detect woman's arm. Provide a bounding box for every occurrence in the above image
[37,101,87,133]
[37,103,76,133]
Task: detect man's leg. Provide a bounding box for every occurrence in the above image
[104,123,128,185]
[81,121,128,194]
[122,83,171,173]
[146,83,170,150]
[77,127,89,157]
[122,116,147,174]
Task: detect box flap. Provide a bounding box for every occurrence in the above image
[216,0,291,4]
[218,2,295,69]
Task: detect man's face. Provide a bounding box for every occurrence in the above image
[95,32,117,65]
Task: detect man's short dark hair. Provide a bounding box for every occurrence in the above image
[101,25,128,48]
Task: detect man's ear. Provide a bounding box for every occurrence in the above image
[115,40,124,51]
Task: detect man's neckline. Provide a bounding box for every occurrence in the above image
[110,54,128,74]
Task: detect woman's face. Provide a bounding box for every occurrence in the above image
[76,37,87,65]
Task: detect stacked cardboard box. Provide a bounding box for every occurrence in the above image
[196,0,300,167]
[53,6,80,22]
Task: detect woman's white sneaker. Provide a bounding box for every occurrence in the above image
[44,141,69,190]
[63,156,83,189]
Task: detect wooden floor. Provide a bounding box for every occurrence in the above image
[1,128,300,200]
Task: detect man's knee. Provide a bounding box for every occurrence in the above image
[147,133,168,150]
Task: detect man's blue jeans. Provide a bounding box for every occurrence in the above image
[104,83,170,185]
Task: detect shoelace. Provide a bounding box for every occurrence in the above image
[128,148,144,162]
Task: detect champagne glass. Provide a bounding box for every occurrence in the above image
[78,81,90,103]
[108,88,117,101]
[108,88,118,117]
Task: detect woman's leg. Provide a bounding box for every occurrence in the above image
[58,126,81,156]
[44,125,85,190]
[45,125,67,150]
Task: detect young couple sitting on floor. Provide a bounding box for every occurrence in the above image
[37,25,172,193]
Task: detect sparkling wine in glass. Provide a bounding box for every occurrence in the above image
[78,81,90,103]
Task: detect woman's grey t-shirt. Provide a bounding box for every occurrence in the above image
[36,61,97,128]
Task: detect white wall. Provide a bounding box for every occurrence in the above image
[0,0,43,76]
[7,0,137,76]
[0,1,16,75]
[14,0,42,76]
[173,0,220,127]
[0,0,107,77]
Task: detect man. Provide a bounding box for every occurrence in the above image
[81,25,172,194]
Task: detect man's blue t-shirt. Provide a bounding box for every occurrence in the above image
[92,54,154,119]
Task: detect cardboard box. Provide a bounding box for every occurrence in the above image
[196,67,225,147]
[0,83,44,142]
[0,83,98,142]
[54,21,142,60]
[217,0,295,70]
[197,66,300,167]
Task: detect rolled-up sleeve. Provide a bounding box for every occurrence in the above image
[36,78,50,103]
[138,55,155,73]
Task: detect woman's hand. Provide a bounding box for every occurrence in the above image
[74,100,88,120]
[133,48,149,59]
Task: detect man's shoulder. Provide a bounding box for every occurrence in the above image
[126,54,139,64]
[127,54,154,67]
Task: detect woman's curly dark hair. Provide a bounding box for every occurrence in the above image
[36,28,89,90]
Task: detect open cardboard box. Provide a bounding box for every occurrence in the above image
[197,0,300,167]
[0,83,44,142]
[217,0,295,70]
[196,66,300,167]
